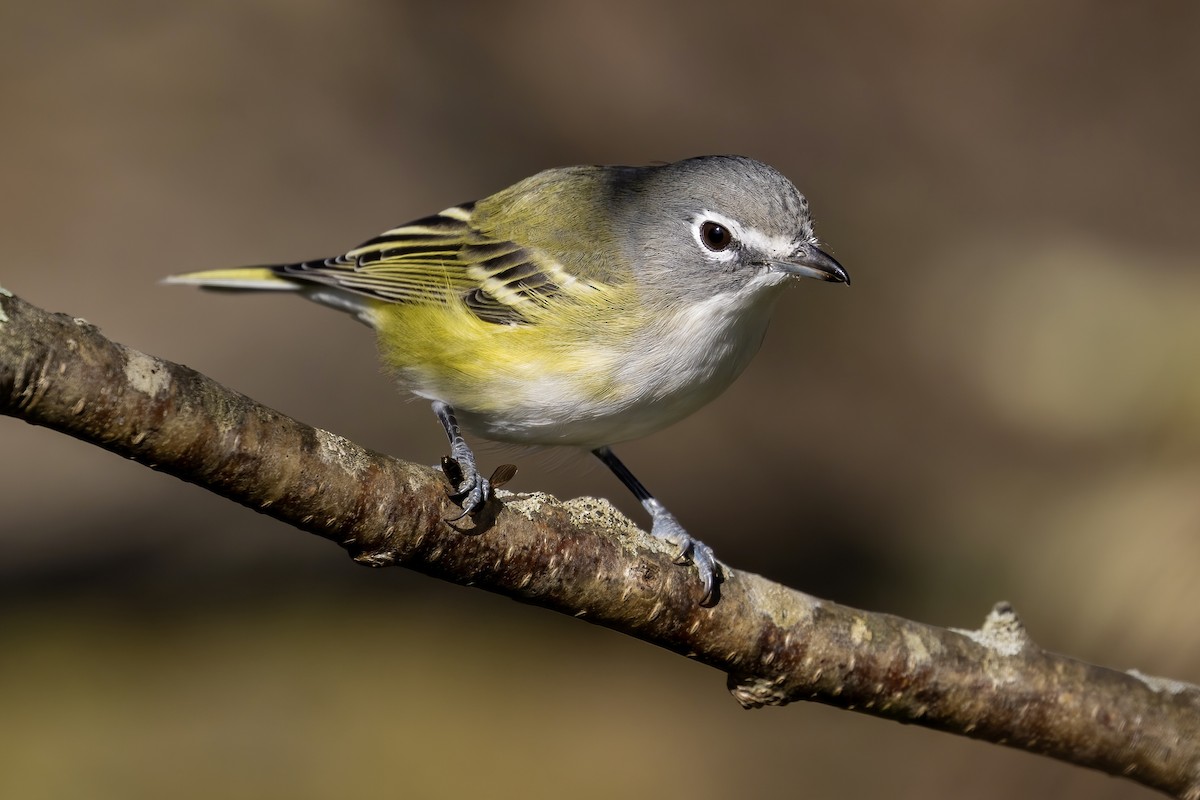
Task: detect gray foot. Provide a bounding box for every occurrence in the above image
[646,499,719,604]
[432,400,491,520]
[441,448,490,521]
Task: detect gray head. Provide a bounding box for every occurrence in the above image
[615,155,848,303]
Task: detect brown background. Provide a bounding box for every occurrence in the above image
[3,2,1198,797]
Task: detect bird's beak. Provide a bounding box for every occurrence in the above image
[771,244,850,285]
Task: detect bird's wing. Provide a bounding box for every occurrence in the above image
[275,203,577,326]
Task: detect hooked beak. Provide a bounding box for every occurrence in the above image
[770,243,850,285]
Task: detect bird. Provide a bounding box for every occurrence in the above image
[167,155,849,604]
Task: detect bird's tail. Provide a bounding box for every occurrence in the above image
[164,264,380,326]
[162,266,300,291]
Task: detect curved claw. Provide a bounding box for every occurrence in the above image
[649,508,721,604]
[689,540,719,605]
[442,457,492,521]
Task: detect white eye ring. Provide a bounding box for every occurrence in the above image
[691,211,740,262]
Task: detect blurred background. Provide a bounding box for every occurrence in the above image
[2,1,1198,797]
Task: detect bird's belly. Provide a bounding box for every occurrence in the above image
[441,297,776,448]
[452,369,730,448]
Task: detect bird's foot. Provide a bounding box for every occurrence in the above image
[646,500,721,605]
[440,455,518,521]
[433,399,503,521]
[440,444,490,521]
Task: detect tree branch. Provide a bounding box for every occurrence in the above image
[2,287,1198,798]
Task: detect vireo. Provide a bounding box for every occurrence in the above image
[168,155,849,603]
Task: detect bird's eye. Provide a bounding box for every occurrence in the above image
[699,220,733,252]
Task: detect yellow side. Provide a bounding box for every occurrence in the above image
[374,280,639,416]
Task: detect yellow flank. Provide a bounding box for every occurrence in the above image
[374,278,639,416]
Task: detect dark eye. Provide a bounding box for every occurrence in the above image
[700,220,733,251]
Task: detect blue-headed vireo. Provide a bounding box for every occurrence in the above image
[168,155,849,603]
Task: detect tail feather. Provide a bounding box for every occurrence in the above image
[162,266,300,291]
[166,264,380,327]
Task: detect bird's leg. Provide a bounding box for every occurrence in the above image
[592,446,719,603]
[432,400,490,519]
